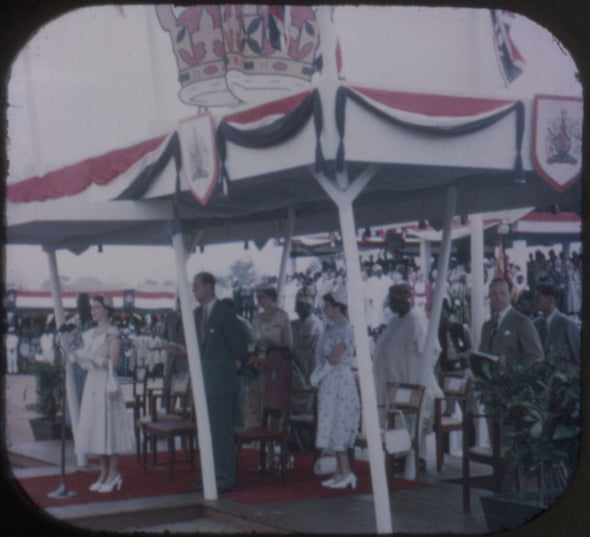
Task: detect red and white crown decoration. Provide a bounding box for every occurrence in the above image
[157,4,325,108]
[156,5,239,107]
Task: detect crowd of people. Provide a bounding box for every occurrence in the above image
[4,243,581,494]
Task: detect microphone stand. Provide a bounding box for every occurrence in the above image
[48,330,77,499]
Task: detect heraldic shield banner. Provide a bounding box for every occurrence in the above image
[178,113,218,206]
[532,94,583,192]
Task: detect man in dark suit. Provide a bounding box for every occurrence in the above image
[193,272,248,492]
[534,284,580,369]
[479,278,544,364]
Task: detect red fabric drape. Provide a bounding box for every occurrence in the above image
[7,134,168,203]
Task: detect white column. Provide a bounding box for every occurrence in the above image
[339,201,393,534]
[422,187,457,384]
[171,232,218,499]
[511,239,528,287]
[313,167,392,534]
[469,213,485,349]
[419,239,431,276]
[277,208,296,308]
[46,248,86,467]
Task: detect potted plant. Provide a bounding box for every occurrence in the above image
[27,360,71,441]
[472,350,580,532]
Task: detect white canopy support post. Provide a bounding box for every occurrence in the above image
[277,207,296,308]
[422,186,458,385]
[45,248,86,467]
[171,232,218,500]
[419,239,432,276]
[470,213,485,349]
[313,166,393,534]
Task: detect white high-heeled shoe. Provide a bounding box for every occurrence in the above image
[321,474,342,487]
[89,478,106,491]
[329,472,357,490]
[97,474,123,493]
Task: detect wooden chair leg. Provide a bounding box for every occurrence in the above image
[260,440,266,473]
[168,435,175,481]
[235,443,242,490]
[143,431,148,473]
[386,453,394,490]
[135,427,141,461]
[189,434,195,470]
[152,436,158,466]
[462,420,470,512]
[436,431,443,472]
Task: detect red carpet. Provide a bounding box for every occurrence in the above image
[15,451,428,509]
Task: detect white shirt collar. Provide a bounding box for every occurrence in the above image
[545,310,557,325]
[496,304,512,325]
[199,298,216,317]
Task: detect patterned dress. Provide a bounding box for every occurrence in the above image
[75,326,134,456]
[315,317,360,452]
[244,307,291,427]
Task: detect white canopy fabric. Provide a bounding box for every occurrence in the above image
[6,87,580,253]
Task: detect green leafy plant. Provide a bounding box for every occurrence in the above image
[27,361,65,422]
[473,351,580,507]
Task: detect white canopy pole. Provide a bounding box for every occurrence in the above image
[313,167,392,534]
[171,232,217,500]
[45,248,87,467]
[469,213,485,349]
[277,208,296,308]
[421,186,458,385]
[419,239,432,276]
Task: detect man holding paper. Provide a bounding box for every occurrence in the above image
[478,278,544,364]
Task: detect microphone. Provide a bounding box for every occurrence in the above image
[58,323,77,333]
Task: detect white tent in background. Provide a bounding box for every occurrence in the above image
[5,5,582,533]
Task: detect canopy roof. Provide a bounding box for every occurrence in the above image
[6,86,581,253]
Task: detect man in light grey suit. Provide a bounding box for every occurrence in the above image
[479,278,544,364]
[534,284,580,369]
[477,278,544,492]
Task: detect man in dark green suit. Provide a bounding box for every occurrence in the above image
[193,272,247,492]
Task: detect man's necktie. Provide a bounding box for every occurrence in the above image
[201,307,208,338]
[488,314,499,349]
[538,318,548,345]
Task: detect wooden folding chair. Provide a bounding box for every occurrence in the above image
[434,374,470,471]
[234,346,291,488]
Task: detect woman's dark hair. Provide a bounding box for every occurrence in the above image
[323,293,347,316]
[257,286,277,302]
[92,295,115,316]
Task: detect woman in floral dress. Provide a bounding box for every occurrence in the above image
[314,287,360,489]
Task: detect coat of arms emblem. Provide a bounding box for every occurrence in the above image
[532,95,582,192]
[178,113,218,206]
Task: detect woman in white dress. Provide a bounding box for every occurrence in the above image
[313,287,360,490]
[68,295,133,493]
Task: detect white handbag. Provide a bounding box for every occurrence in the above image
[384,410,412,455]
[310,361,332,388]
[106,359,120,396]
[313,454,337,476]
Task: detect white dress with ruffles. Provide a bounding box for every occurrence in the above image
[75,326,134,456]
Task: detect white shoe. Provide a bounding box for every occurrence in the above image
[329,473,357,490]
[321,474,341,487]
[97,474,123,493]
[89,478,105,491]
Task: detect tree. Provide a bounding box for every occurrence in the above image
[228,259,256,284]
